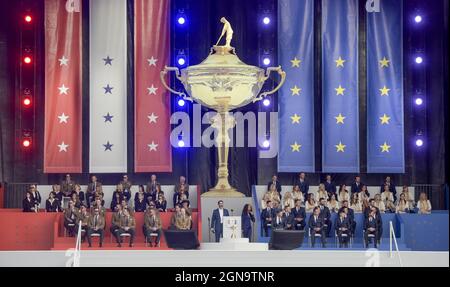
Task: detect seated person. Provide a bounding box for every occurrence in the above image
[71,184,85,206]
[416,192,432,214]
[359,184,370,201]
[175,207,192,230]
[282,191,295,209]
[174,176,190,204]
[134,192,147,212]
[87,208,105,248]
[308,207,326,248]
[143,208,162,247]
[61,174,76,197]
[260,200,276,237]
[305,194,316,213]
[373,194,386,213]
[291,199,306,230]
[291,185,304,204]
[23,191,37,212]
[170,204,182,230]
[317,184,329,202]
[335,210,351,248]
[282,206,294,230]
[381,184,396,213]
[112,184,130,204]
[52,184,63,202]
[134,185,146,206]
[396,192,411,213]
[323,174,337,198]
[70,192,82,209]
[45,191,62,212]
[114,208,135,247]
[110,204,123,237]
[400,186,415,210]
[318,198,331,236]
[365,203,383,244]
[91,198,106,216]
[29,185,42,209]
[339,201,356,236]
[86,176,102,208]
[111,192,123,211]
[267,174,282,195]
[119,174,132,193]
[350,193,363,213]
[327,193,340,213]
[64,200,79,237]
[272,209,285,230]
[78,205,90,242]
[337,184,350,204]
[260,193,270,210]
[155,192,167,212]
[181,199,192,217]
[364,208,379,248]
[267,185,281,207]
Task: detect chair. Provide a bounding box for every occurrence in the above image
[363,229,377,248]
[335,230,349,248]
[308,228,322,248]
[64,223,75,237]
[145,232,160,247]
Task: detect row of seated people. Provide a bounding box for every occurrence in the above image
[21,174,191,213]
[63,201,193,248]
[262,184,432,215]
[261,197,391,248]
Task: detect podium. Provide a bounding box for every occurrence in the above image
[222,216,241,239]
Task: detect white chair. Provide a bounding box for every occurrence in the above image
[145,232,160,247]
[64,223,75,237]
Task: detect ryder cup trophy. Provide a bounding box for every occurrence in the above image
[161,17,286,197]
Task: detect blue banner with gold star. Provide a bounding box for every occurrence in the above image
[367,0,405,173]
[277,0,315,172]
[321,0,359,172]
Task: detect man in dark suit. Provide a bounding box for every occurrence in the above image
[381,176,397,201]
[350,175,364,196]
[365,203,383,244]
[291,199,306,230]
[364,209,379,248]
[339,201,356,236]
[272,209,285,230]
[308,207,326,248]
[282,206,294,230]
[335,210,351,248]
[267,174,282,195]
[86,175,102,208]
[318,198,331,236]
[87,208,105,247]
[115,208,135,247]
[261,200,276,237]
[293,172,309,197]
[210,200,230,242]
[323,174,336,198]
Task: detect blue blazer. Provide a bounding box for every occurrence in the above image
[293,179,309,195]
[241,212,255,231]
[211,208,229,231]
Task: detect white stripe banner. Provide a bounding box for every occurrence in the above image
[89,0,128,172]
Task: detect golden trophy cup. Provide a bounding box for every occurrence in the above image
[161,18,286,197]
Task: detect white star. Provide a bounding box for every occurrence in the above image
[58,84,69,95]
[58,56,69,66]
[58,142,69,152]
[147,56,158,66]
[148,141,158,151]
[58,113,69,124]
[147,85,158,95]
[148,113,159,123]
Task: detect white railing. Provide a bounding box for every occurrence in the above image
[389,221,403,267]
[73,221,82,267]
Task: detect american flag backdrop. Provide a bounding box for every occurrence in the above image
[44,0,172,173]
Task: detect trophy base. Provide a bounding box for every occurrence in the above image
[202,188,245,198]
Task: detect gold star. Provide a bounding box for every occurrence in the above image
[335,113,346,124]
[290,85,301,96]
[335,56,346,68]
[291,57,301,68]
[380,142,391,153]
[379,57,390,68]
[335,85,345,96]
[291,142,302,152]
[335,141,346,152]
[291,114,301,124]
[380,86,390,96]
[379,114,391,125]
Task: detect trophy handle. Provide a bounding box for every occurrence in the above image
[160,66,193,102]
[253,66,286,103]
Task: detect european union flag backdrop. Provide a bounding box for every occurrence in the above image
[278,0,315,172]
[322,0,360,172]
[367,0,405,173]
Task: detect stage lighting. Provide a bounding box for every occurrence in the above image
[263,57,271,66]
[24,15,32,23]
[22,138,31,148]
[23,56,32,64]
[263,17,271,25]
[415,139,424,147]
[23,97,32,107]
[262,139,270,148]
[415,56,423,64]
[177,16,186,25]
[415,98,423,106]
[263,98,271,107]
[178,98,186,107]
[178,140,185,147]
[414,15,422,23]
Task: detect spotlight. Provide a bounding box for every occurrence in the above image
[23,97,32,107]
[178,140,185,147]
[177,57,186,66]
[414,15,422,23]
[177,16,186,25]
[263,98,271,107]
[263,57,271,66]
[263,17,271,25]
[262,140,270,148]
[178,98,186,107]
[415,56,423,64]
[22,138,31,148]
[23,56,32,64]
[415,98,423,106]
[415,139,424,147]
[24,15,32,23]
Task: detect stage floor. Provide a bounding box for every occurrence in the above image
[0,250,448,267]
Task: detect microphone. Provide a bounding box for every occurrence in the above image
[230,209,234,216]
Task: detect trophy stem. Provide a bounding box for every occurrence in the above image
[202,110,245,198]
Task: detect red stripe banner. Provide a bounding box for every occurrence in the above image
[134,0,172,172]
[44,0,82,173]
